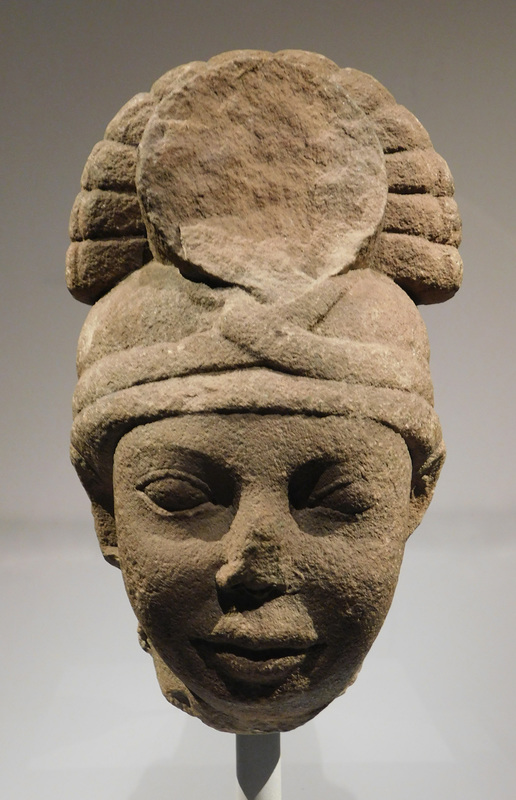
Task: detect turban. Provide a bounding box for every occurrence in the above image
[67,51,461,562]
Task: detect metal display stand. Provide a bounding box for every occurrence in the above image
[236,733,282,800]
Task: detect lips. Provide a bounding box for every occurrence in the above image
[193,637,323,684]
[191,596,322,684]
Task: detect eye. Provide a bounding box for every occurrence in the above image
[138,471,214,514]
[307,478,373,517]
[289,461,373,518]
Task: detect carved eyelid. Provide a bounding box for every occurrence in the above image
[307,477,354,507]
[137,469,214,501]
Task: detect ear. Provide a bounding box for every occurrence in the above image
[407,444,446,534]
[91,501,119,567]
[70,442,119,566]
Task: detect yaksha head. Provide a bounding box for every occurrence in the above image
[67,50,462,733]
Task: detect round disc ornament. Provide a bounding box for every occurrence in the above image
[137,52,388,302]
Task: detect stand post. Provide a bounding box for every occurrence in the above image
[236,733,281,800]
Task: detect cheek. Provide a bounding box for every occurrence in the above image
[116,521,223,639]
[297,534,405,637]
[114,486,232,614]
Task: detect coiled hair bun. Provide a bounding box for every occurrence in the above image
[66,50,462,307]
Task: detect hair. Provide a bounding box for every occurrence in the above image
[67,50,461,306]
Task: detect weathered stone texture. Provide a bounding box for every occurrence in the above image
[81,140,137,192]
[138,54,387,303]
[67,50,461,733]
[104,93,155,146]
[69,190,145,240]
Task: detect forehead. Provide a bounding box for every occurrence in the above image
[115,413,410,481]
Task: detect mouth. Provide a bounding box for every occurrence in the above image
[193,638,323,684]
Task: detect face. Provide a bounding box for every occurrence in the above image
[113,414,413,732]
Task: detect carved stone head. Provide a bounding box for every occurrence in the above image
[67,50,462,733]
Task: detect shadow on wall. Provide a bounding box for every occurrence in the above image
[128,722,356,800]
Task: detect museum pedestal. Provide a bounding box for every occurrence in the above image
[236,733,281,800]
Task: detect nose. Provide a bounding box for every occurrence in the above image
[215,500,290,613]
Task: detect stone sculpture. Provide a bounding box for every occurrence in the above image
[67,50,462,733]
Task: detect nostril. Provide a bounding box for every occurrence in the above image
[216,580,286,613]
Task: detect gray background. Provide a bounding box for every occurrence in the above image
[1,1,514,798]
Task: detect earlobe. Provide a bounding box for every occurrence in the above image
[137,623,151,653]
[91,501,119,567]
[408,446,446,533]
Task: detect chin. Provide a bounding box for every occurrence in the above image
[147,639,364,733]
